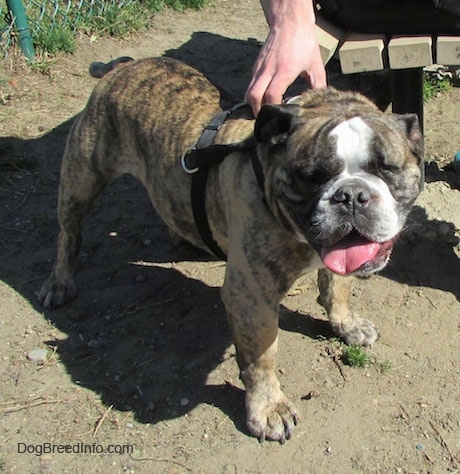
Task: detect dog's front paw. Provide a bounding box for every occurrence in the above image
[331,316,379,346]
[245,387,299,443]
[38,276,77,309]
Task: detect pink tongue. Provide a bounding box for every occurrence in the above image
[321,235,381,275]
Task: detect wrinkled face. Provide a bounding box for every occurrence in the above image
[255,97,423,276]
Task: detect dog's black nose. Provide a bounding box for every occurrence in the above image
[331,184,373,207]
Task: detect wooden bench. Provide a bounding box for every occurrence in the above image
[315,16,460,132]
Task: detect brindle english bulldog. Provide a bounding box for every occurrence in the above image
[38,57,423,443]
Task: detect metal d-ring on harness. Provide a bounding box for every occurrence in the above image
[180,102,263,260]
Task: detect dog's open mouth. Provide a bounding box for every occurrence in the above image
[320,230,397,275]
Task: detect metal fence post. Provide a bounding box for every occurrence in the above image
[6,0,35,60]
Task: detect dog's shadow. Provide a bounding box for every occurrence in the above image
[44,263,242,426]
[0,32,459,436]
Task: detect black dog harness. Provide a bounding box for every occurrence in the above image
[180,102,264,260]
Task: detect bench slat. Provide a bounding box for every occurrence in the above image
[315,16,345,65]
[338,33,385,74]
[436,36,460,65]
[388,36,433,69]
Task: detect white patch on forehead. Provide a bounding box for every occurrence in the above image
[329,117,374,173]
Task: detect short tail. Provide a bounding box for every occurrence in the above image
[88,56,134,78]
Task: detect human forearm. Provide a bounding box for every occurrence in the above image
[260,0,316,28]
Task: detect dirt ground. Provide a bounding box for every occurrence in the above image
[0,0,459,472]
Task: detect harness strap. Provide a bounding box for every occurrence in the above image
[180,103,264,260]
[191,164,227,260]
[250,148,265,194]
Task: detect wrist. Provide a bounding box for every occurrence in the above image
[261,0,316,27]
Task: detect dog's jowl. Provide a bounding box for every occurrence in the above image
[38,57,422,443]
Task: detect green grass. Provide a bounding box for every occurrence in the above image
[319,336,392,371]
[34,27,75,55]
[2,0,210,57]
[79,2,155,37]
[377,358,392,374]
[341,345,371,368]
[423,74,452,101]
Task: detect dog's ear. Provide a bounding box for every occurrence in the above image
[254,104,301,145]
[390,113,424,159]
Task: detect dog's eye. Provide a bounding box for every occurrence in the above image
[289,176,321,199]
[280,178,320,203]
[282,184,304,202]
[382,162,400,173]
[284,163,328,202]
[377,153,400,173]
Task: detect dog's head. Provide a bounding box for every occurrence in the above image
[254,88,423,276]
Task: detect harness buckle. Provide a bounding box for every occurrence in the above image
[180,146,199,174]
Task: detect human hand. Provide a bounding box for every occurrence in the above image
[245,1,327,115]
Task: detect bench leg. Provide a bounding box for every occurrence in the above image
[390,68,424,130]
[390,67,425,189]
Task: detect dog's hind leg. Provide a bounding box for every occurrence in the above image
[38,136,109,308]
[317,269,379,346]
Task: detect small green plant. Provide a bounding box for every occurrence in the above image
[30,55,58,75]
[162,0,211,10]
[377,359,392,374]
[423,74,451,101]
[341,345,371,367]
[34,26,75,55]
[79,1,209,36]
[319,337,391,371]
[80,3,150,36]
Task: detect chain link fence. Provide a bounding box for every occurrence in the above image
[0,0,134,56]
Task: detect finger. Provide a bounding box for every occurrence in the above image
[245,72,274,116]
[301,58,328,89]
[263,70,298,105]
[245,86,263,117]
[307,67,327,89]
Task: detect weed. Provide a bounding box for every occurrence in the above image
[377,359,392,374]
[80,3,150,37]
[80,1,209,37]
[341,345,371,368]
[162,0,211,11]
[423,74,451,101]
[319,336,391,371]
[34,27,75,55]
[30,55,58,75]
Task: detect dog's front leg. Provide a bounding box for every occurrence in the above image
[317,268,379,346]
[221,259,299,443]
